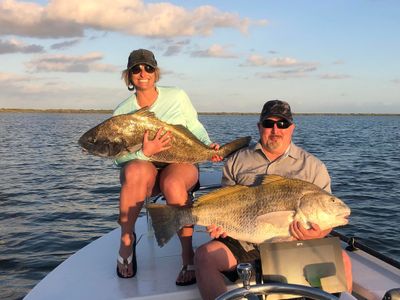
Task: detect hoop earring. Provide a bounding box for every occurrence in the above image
[128,83,135,91]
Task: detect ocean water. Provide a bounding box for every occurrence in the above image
[0,112,399,299]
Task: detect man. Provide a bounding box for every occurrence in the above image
[194,100,352,300]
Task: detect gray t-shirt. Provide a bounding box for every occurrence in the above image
[222,142,331,193]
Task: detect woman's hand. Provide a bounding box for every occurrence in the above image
[142,128,172,157]
[209,143,223,162]
[290,221,332,240]
[206,224,227,239]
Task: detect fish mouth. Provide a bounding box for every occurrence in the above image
[338,214,350,225]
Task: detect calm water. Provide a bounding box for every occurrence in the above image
[0,112,399,299]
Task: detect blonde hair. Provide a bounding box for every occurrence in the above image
[121,67,161,91]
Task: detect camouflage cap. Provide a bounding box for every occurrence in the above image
[127,49,158,69]
[260,100,293,123]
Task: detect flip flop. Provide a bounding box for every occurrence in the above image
[175,264,196,286]
[116,232,137,278]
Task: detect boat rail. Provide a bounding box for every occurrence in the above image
[331,230,400,269]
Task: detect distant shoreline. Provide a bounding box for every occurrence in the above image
[0,108,399,116]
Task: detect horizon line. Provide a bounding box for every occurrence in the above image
[0,108,399,116]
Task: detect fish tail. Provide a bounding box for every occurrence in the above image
[218,136,251,158]
[146,203,192,247]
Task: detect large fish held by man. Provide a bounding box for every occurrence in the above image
[147,175,351,247]
[78,107,251,163]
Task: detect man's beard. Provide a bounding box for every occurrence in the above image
[266,135,282,151]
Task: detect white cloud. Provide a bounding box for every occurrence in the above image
[243,54,318,68]
[26,52,118,73]
[243,54,267,66]
[0,38,44,54]
[332,60,345,65]
[391,78,400,84]
[0,0,265,38]
[162,39,191,56]
[0,71,125,109]
[50,39,81,50]
[0,71,64,95]
[191,44,237,58]
[257,66,318,79]
[319,73,351,80]
[0,0,83,38]
[0,71,29,82]
[267,57,299,67]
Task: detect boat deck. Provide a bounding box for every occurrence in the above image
[25,216,234,300]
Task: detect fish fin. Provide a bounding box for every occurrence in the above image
[218,136,251,158]
[255,211,295,228]
[194,185,249,206]
[129,107,156,118]
[261,174,286,185]
[128,107,169,125]
[146,204,190,247]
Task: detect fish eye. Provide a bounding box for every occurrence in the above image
[331,198,336,202]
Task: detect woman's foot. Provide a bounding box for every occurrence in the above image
[116,232,137,278]
[176,242,196,286]
[176,264,196,286]
[175,225,196,285]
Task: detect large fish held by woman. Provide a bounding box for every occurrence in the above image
[147,175,351,247]
[78,107,251,163]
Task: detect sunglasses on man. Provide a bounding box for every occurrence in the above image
[130,64,156,74]
[261,119,292,129]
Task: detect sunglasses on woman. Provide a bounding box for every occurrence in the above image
[261,119,292,129]
[130,64,155,74]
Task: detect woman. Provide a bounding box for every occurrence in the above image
[114,49,221,286]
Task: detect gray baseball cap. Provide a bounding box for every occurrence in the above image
[260,100,293,123]
[127,49,158,69]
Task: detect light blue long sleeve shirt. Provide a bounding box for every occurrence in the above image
[113,86,212,166]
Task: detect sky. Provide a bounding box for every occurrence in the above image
[0,0,399,113]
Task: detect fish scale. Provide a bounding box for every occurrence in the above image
[147,175,351,247]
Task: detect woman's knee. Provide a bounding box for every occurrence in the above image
[161,176,185,194]
[160,165,198,199]
[122,161,156,185]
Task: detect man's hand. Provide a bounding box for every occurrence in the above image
[209,143,223,162]
[206,224,227,239]
[290,221,332,240]
[142,128,172,157]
